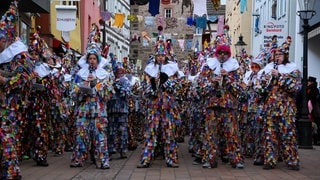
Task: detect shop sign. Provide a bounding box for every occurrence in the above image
[262,19,288,48]
[56,5,77,31]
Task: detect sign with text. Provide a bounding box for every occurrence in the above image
[262,19,288,48]
[55,5,77,31]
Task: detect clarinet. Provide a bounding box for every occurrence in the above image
[219,62,224,87]
[265,60,278,88]
[158,63,162,90]
[246,72,255,91]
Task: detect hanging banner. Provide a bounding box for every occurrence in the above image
[55,5,77,31]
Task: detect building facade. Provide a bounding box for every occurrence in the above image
[129,1,226,74]
[251,0,320,82]
[225,0,252,58]
[79,0,101,53]
[48,0,82,56]
[0,0,50,49]
[299,1,320,83]
[101,0,131,61]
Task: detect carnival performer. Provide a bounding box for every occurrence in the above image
[0,1,34,179]
[137,36,180,168]
[241,58,264,158]
[199,44,245,169]
[60,49,78,153]
[70,24,114,169]
[107,60,132,159]
[186,53,205,161]
[127,74,142,150]
[25,29,59,167]
[254,37,301,170]
[45,54,67,156]
[175,70,187,143]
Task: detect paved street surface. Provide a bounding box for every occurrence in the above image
[21,137,320,180]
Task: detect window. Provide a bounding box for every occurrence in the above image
[104,0,109,11]
[267,0,271,18]
[73,1,79,18]
[271,0,277,19]
[277,0,286,19]
[62,1,79,18]
[164,9,172,18]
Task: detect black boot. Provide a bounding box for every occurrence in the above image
[37,160,49,167]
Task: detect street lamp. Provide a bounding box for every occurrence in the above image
[234,34,247,59]
[297,0,316,149]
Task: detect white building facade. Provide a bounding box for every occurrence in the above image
[252,0,320,82]
[102,0,130,61]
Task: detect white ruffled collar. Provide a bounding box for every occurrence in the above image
[34,62,61,78]
[0,40,28,64]
[78,55,110,69]
[77,55,113,81]
[77,64,111,81]
[243,70,259,85]
[144,60,179,78]
[259,62,298,76]
[206,57,240,75]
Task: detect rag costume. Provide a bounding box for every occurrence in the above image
[138,59,181,168]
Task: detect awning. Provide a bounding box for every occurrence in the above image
[309,26,320,39]
[1,0,49,14]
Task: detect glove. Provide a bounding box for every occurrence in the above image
[150,77,157,91]
[159,72,169,85]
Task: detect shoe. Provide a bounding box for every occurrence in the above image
[37,160,49,167]
[288,165,300,171]
[253,160,264,166]
[221,156,229,163]
[235,162,244,169]
[65,146,73,152]
[22,155,30,160]
[120,152,127,159]
[192,157,202,165]
[137,163,150,168]
[55,151,63,156]
[193,160,201,165]
[101,164,110,169]
[167,163,179,168]
[70,162,83,168]
[202,162,212,168]
[109,151,116,154]
[263,164,274,170]
[12,175,22,180]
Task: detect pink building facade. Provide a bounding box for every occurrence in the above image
[80,0,101,53]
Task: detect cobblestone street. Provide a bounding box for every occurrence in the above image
[20,137,320,180]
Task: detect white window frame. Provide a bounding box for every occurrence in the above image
[277,0,286,19]
[164,8,172,18]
